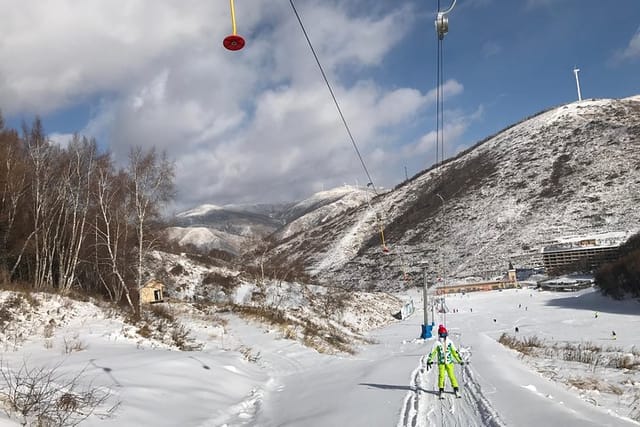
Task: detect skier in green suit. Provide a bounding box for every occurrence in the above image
[427,324,464,398]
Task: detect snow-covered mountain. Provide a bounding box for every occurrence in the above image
[273,186,381,240]
[261,96,640,290]
[167,185,374,255]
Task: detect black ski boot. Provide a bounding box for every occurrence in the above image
[438,388,444,399]
[454,387,461,398]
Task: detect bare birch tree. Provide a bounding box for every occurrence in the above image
[54,136,95,293]
[23,118,61,289]
[126,147,175,313]
[93,156,136,310]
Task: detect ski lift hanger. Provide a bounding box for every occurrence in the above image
[223,0,245,51]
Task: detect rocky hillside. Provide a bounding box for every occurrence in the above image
[261,96,640,291]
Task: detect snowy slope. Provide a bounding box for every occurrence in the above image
[163,226,250,254]
[3,286,637,426]
[275,185,377,240]
[264,96,640,290]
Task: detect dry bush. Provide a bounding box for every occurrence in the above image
[0,358,118,426]
[202,272,239,292]
[137,324,152,338]
[149,304,175,322]
[0,292,42,328]
[63,335,87,354]
[130,306,201,351]
[567,377,624,395]
[44,319,56,338]
[301,320,356,355]
[500,334,640,373]
[233,305,287,327]
[606,352,640,370]
[559,343,601,365]
[171,324,201,351]
[567,377,601,391]
[498,333,543,356]
[239,346,261,363]
[282,325,297,340]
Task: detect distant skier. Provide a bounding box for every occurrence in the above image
[612,330,616,340]
[427,325,464,399]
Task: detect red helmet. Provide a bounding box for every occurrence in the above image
[438,324,448,335]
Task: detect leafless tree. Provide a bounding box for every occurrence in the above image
[54,136,96,293]
[0,120,28,281]
[0,117,177,308]
[93,156,136,310]
[126,147,175,313]
[23,117,62,289]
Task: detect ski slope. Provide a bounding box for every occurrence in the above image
[259,287,639,427]
[1,287,638,426]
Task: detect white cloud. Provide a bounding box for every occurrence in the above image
[481,41,502,58]
[617,27,640,61]
[404,102,481,161]
[0,0,219,114]
[0,0,474,208]
[48,132,74,148]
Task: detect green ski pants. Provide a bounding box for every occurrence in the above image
[438,363,459,389]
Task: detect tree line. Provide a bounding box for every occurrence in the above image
[0,112,174,313]
[595,232,640,299]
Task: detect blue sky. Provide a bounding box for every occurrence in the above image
[1,0,638,210]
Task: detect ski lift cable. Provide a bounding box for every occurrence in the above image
[289,0,389,253]
[434,0,457,329]
[288,0,378,196]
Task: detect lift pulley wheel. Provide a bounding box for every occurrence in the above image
[435,13,448,40]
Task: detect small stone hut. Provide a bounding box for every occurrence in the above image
[140,279,164,304]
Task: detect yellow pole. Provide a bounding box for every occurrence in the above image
[229,0,238,35]
[379,226,387,249]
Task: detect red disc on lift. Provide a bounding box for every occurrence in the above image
[223,35,245,51]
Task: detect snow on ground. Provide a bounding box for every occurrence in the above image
[0,286,639,426]
[311,208,379,274]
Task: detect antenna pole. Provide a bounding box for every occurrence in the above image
[573,67,582,101]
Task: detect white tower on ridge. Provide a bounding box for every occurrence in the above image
[573,67,583,101]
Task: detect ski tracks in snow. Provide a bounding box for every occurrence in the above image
[397,351,506,427]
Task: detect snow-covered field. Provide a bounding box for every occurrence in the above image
[0,286,639,426]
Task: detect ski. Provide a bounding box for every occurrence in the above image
[437,390,461,399]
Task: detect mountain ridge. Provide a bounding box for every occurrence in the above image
[258,96,640,290]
